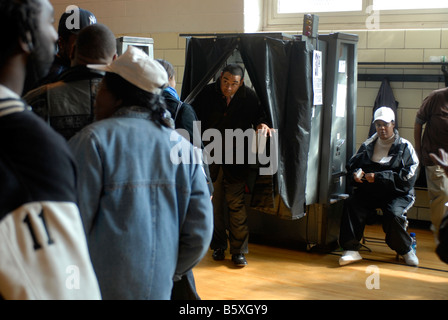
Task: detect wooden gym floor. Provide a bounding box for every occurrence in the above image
[193,223,448,300]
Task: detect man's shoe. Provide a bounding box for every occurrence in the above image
[212,249,225,261]
[339,250,362,266]
[232,254,248,267]
[402,249,419,266]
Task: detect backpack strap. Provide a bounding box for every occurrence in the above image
[174,100,183,121]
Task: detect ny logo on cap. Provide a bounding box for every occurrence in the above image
[64,5,96,31]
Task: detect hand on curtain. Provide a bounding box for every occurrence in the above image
[257,123,275,137]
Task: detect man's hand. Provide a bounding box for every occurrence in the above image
[256,123,275,137]
[354,169,374,183]
[430,148,448,177]
[354,169,364,183]
[365,173,375,183]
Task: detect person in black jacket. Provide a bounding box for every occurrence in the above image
[23,23,117,140]
[157,60,196,133]
[339,107,420,266]
[0,0,100,299]
[157,59,213,195]
[192,63,272,267]
[157,58,212,300]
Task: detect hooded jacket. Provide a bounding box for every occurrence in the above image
[347,130,419,198]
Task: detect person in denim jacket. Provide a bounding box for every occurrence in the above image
[68,47,213,299]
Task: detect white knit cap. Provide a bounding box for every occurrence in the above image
[373,106,395,123]
[87,46,168,94]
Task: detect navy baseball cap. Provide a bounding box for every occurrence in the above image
[58,7,97,39]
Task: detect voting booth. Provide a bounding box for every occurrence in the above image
[116,36,154,58]
[180,29,358,251]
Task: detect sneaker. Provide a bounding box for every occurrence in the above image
[402,249,419,266]
[339,250,362,266]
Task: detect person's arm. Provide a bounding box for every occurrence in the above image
[430,148,448,177]
[254,103,274,137]
[245,87,274,136]
[176,104,214,196]
[414,92,434,161]
[175,103,197,143]
[191,88,207,121]
[375,141,419,194]
[68,129,104,235]
[256,123,275,137]
[174,150,213,280]
[414,121,423,160]
[346,144,367,184]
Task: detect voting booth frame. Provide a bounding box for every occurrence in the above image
[179,32,358,252]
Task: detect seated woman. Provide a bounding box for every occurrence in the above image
[339,107,420,266]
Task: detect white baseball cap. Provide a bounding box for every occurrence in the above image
[88,46,168,94]
[373,106,395,123]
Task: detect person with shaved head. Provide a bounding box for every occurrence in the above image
[23,23,117,140]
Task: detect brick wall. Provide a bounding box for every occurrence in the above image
[354,29,447,147]
[50,0,248,94]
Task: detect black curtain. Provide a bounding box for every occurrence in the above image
[181,36,313,220]
[181,37,239,103]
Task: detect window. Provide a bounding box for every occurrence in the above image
[278,0,362,14]
[263,0,448,31]
[373,0,448,10]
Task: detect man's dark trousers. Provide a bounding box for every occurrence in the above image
[210,168,249,254]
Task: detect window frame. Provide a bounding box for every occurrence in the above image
[373,0,448,11]
[277,0,363,14]
[263,0,448,31]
